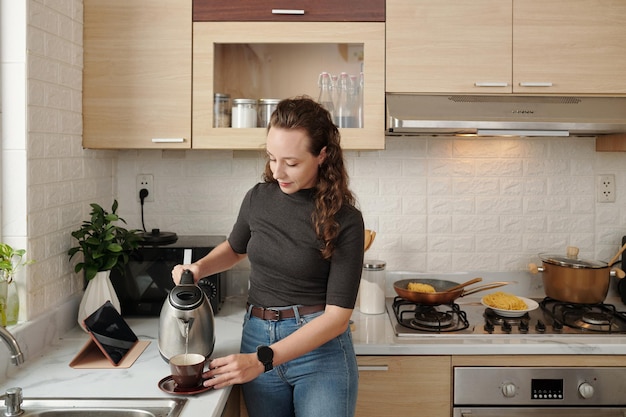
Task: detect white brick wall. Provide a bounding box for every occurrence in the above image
[15,0,116,321]
[5,0,626,323]
[116,137,626,277]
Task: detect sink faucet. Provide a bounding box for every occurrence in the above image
[3,387,23,417]
[0,327,24,365]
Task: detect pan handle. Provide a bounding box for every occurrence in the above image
[461,281,515,297]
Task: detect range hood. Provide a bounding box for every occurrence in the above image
[386,94,626,137]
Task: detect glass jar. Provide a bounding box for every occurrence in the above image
[360,260,386,314]
[231,98,258,128]
[213,93,231,128]
[258,98,280,128]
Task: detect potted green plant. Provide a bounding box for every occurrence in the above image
[68,200,142,328]
[0,243,34,326]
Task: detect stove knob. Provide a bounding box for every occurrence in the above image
[501,382,517,398]
[578,382,594,399]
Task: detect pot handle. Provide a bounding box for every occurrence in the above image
[611,267,626,279]
[528,263,544,274]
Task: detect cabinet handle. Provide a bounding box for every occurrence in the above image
[358,365,389,372]
[474,82,509,87]
[272,9,305,15]
[518,82,553,87]
[151,138,185,143]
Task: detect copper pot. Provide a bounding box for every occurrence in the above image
[529,246,624,304]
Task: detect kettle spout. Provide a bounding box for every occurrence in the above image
[176,317,195,338]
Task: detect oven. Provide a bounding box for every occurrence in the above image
[453,366,626,416]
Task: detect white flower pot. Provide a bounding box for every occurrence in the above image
[77,270,121,331]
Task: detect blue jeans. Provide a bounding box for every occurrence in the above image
[240,305,358,417]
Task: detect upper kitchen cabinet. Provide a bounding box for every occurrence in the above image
[192,20,385,150]
[513,0,626,94]
[83,0,192,149]
[193,0,384,22]
[387,0,626,95]
[386,0,513,94]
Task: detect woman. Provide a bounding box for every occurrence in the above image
[172,96,364,417]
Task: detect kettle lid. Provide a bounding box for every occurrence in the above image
[169,285,205,310]
[169,270,205,310]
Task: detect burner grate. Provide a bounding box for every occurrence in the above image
[539,298,626,333]
[392,296,469,333]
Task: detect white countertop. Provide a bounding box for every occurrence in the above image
[3,292,626,417]
[0,297,245,417]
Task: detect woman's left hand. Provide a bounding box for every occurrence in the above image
[202,353,263,389]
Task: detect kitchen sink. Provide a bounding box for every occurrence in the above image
[13,398,187,417]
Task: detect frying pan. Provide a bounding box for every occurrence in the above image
[393,278,511,305]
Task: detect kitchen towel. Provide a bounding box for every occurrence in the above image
[69,339,150,369]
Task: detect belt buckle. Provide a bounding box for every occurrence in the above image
[266,308,281,321]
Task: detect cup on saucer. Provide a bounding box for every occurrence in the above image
[169,353,206,388]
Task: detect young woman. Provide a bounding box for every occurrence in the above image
[172,96,364,417]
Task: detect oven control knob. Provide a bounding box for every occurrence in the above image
[578,382,594,399]
[501,382,517,398]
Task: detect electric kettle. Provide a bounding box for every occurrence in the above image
[158,269,215,361]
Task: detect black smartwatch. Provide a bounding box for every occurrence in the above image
[256,345,274,372]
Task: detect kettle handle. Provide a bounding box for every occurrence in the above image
[180,269,195,285]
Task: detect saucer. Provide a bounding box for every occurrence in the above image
[158,375,212,395]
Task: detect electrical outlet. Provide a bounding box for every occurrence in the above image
[597,174,616,203]
[136,174,154,202]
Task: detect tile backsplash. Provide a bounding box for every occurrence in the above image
[116,137,626,278]
[8,0,626,325]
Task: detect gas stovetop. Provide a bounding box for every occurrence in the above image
[387,296,626,337]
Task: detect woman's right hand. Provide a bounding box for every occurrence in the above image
[171,263,200,284]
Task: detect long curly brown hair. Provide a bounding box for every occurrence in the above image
[262,96,356,259]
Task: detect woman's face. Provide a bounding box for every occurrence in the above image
[266,127,326,194]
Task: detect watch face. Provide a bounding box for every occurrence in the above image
[257,346,273,362]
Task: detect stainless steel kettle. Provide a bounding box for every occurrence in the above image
[158,270,215,361]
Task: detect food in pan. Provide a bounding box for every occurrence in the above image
[482,291,527,310]
[407,282,436,293]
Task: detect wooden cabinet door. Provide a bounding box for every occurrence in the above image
[193,0,384,22]
[386,0,513,94]
[513,0,626,94]
[193,22,385,150]
[356,356,451,417]
[83,0,192,149]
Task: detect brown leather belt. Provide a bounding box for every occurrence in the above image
[247,303,326,321]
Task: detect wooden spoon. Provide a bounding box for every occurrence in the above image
[366,231,376,251]
[364,230,376,252]
[363,230,372,252]
[608,241,626,267]
[443,277,483,293]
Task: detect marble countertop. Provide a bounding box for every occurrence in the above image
[0,297,245,417]
[3,293,626,417]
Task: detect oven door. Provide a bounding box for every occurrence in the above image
[454,408,626,417]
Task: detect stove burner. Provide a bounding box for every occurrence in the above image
[412,308,454,328]
[581,311,611,326]
[484,308,529,323]
[391,296,469,333]
[540,298,626,333]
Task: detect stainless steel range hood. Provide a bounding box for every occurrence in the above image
[386,94,626,137]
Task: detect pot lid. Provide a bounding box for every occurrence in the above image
[539,253,608,269]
